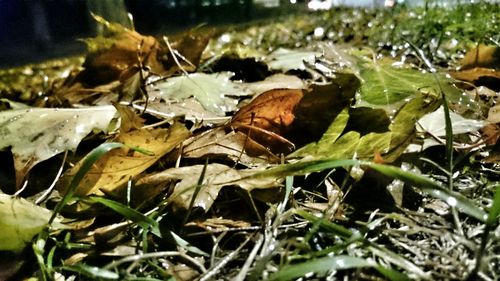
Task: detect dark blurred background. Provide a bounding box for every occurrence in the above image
[1,0,484,68]
[0,0,308,68]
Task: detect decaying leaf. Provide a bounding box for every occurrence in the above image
[0,106,117,188]
[0,194,64,251]
[56,16,211,105]
[231,88,304,154]
[136,163,281,212]
[58,122,190,196]
[182,127,279,165]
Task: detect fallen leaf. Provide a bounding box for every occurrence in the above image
[265,48,318,72]
[0,106,117,188]
[145,98,228,126]
[480,124,499,146]
[450,67,500,91]
[113,103,145,132]
[136,163,281,212]
[292,93,440,162]
[243,74,306,94]
[460,44,500,70]
[290,75,359,146]
[488,104,500,124]
[0,194,65,251]
[417,106,488,136]
[58,122,190,196]
[346,51,479,117]
[182,127,279,165]
[79,15,164,87]
[231,88,304,154]
[153,72,252,115]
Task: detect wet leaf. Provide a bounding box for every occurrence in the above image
[265,48,318,72]
[231,88,304,154]
[58,122,190,196]
[136,163,280,212]
[0,194,64,251]
[292,92,439,162]
[0,106,117,188]
[417,106,488,136]
[153,72,252,115]
[353,54,461,112]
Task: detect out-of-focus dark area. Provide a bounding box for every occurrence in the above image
[1,0,496,68]
[0,0,307,68]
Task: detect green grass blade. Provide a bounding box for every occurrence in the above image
[269,255,373,281]
[85,196,161,237]
[366,163,487,222]
[62,263,120,280]
[374,266,412,281]
[252,159,486,221]
[295,209,353,239]
[49,142,124,225]
[487,183,500,225]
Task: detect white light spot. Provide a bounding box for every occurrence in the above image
[314,27,325,38]
[446,197,458,207]
[220,34,231,43]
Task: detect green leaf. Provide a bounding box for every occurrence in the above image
[0,194,64,251]
[354,54,460,109]
[291,93,439,162]
[85,196,161,237]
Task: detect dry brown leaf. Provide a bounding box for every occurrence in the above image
[460,44,500,70]
[135,163,280,212]
[58,122,190,196]
[182,127,279,165]
[113,103,145,132]
[231,88,304,154]
[54,19,211,105]
[449,67,500,91]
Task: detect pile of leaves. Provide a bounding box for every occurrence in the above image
[0,3,499,281]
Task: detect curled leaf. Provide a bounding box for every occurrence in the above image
[231,88,304,154]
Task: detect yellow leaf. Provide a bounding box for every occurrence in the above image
[58,122,190,196]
